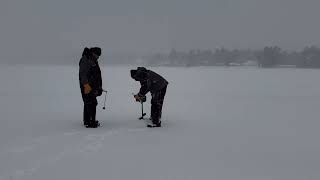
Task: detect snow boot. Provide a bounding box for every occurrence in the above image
[146,118,161,128]
[147,121,161,128]
[85,121,100,128]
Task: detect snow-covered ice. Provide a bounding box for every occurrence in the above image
[0,65,320,180]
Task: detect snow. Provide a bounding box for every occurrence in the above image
[0,65,320,180]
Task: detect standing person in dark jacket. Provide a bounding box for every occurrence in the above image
[79,47,103,128]
[130,67,168,127]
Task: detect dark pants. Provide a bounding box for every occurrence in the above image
[80,87,97,125]
[151,86,167,124]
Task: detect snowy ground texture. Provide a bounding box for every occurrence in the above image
[0,65,320,180]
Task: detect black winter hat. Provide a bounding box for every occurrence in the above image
[90,47,101,56]
[130,70,137,79]
[82,47,90,57]
[130,67,148,81]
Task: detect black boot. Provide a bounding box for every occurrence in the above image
[146,118,161,128]
[85,120,100,128]
[147,121,161,128]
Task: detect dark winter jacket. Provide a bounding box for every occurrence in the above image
[131,67,168,96]
[79,55,102,95]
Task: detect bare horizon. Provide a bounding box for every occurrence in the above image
[1,0,320,64]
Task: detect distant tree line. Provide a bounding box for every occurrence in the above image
[143,46,320,68]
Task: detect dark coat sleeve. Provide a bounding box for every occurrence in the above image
[138,79,151,96]
[79,56,90,85]
[136,69,168,96]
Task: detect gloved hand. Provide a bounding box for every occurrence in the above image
[83,83,92,94]
[134,94,146,102]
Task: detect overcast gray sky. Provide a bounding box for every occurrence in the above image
[1,0,320,63]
